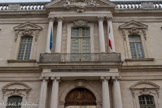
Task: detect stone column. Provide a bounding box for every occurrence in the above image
[46,19,54,53]
[38,77,48,108]
[113,77,123,108]
[107,17,115,52]
[98,17,106,53]
[101,77,111,108]
[55,17,63,53]
[50,77,60,108]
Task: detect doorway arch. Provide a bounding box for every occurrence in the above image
[65,88,96,108]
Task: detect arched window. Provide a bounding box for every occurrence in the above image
[129,35,144,59]
[6,96,22,108]
[17,36,33,60]
[139,95,156,108]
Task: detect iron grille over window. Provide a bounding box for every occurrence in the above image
[139,95,156,108]
[17,36,33,60]
[129,35,144,59]
[6,96,22,108]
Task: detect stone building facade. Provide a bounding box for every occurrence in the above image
[0,0,162,108]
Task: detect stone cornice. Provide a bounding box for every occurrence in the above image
[120,65,162,72]
[0,67,41,73]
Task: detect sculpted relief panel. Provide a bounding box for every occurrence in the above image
[64,0,99,12]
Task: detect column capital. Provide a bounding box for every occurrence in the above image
[98,16,105,21]
[101,76,110,80]
[56,17,64,22]
[106,14,113,21]
[49,18,55,22]
[40,76,49,81]
[112,76,121,81]
[51,77,60,81]
[106,16,113,21]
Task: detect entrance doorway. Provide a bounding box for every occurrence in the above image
[65,88,96,108]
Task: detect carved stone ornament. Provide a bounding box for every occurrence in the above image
[22,28,33,36]
[128,27,140,35]
[73,20,88,27]
[2,82,31,100]
[130,81,160,98]
[14,22,42,42]
[64,0,99,12]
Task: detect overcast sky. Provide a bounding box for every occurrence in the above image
[0,0,159,3]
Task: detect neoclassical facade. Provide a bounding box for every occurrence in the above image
[0,0,162,108]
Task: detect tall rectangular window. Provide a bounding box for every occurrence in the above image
[129,35,144,59]
[17,36,33,60]
[71,27,90,61]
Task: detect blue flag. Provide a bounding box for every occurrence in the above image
[50,28,53,50]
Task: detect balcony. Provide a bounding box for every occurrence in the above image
[39,53,121,63]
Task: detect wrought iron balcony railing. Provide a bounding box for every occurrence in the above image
[39,53,121,63]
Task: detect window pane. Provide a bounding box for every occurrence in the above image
[72,28,79,37]
[82,27,89,37]
[17,36,33,60]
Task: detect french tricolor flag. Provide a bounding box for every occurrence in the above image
[108,27,112,50]
[50,27,53,50]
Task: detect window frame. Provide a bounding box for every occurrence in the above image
[11,33,36,61]
[6,95,23,108]
[71,27,90,54]
[67,23,94,54]
[17,36,33,60]
[124,29,148,59]
[128,35,145,59]
[138,95,156,108]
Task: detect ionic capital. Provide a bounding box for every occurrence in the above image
[57,17,64,22]
[40,76,49,81]
[101,76,110,81]
[51,77,60,81]
[112,76,121,81]
[98,16,105,22]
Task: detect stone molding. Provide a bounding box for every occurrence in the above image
[7,59,37,63]
[2,82,31,99]
[48,12,112,19]
[13,22,42,42]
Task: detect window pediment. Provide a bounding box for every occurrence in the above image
[130,81,160,97]
[119,20,148,29]
[13,22,42,41]
[2,82,31,99]
[130,81,160,90]
[119,20,148,40]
